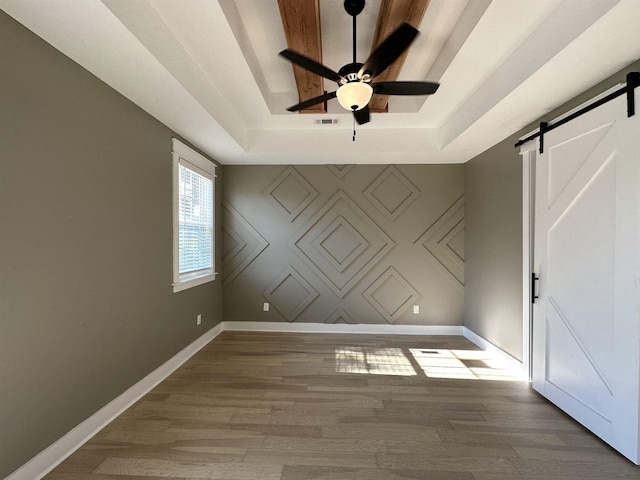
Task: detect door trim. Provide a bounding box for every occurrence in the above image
[520,145,536,381]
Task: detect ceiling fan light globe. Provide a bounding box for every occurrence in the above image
[336,82,373,111]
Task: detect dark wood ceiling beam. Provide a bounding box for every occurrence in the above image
[368,0,431,112]
[277,0,326,113]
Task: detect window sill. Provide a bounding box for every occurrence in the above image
[173,270,218,293]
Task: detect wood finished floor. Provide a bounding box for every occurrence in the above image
[44,331,640,480]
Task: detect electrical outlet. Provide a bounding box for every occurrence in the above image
[263,302,270,312]
[196,314,202,325]
[413,305,420,314]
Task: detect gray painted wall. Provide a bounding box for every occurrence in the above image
[222,164,464,325]
[464,142,523,359]
[0,11,222,478]
[463,57,640,362]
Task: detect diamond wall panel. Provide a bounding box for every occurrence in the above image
[291,190,395,298]
[325,308,356,324]
[415,196,465,291]
[221,202,269,286]
[364,165,420,221]
[327,164,354,179]
[362,267,419,324]
[222,223,245,261]
[311,216,370,273]
[264,166,318,221]
[263,266,319,322]
[447,227,465,261]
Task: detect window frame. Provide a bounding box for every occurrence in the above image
[172,138,217,293]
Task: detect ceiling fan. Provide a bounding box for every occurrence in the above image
[279,0,440,126]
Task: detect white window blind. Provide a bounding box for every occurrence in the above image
[172,139,216,292]
[178,163,213,274]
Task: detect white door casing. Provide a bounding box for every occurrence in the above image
[528,89,640,463]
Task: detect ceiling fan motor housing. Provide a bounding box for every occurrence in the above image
[338,63,370,85]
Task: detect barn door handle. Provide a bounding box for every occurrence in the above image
[531,273,540,304]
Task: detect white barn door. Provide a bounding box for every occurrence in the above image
[531,90,640,462]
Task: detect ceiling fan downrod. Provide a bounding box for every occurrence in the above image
[344,0,364,68]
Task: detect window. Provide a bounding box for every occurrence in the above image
[172,138,216,292]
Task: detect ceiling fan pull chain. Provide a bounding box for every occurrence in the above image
[352,109,356,141]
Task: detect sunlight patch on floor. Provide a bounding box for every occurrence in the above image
[335,347,417,376]
[334,346,525,381]
[410,348,525,381]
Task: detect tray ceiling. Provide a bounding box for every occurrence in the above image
[1,0,639,164]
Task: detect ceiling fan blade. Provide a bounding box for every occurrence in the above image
[353,104,370,125]
[279,50,345,83]
[286,91,337,112]
[373,81,440,96]
[359,23,418,79]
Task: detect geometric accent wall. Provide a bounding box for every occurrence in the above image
[222,164,464,325]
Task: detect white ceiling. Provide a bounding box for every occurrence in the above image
[2,0,640,165]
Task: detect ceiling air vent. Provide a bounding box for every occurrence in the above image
[314,118,340,126]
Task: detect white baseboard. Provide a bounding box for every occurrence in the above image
[463,327,526,378]
[222,321,464,336]
[5,323,225,480]
[7,321,520,480]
